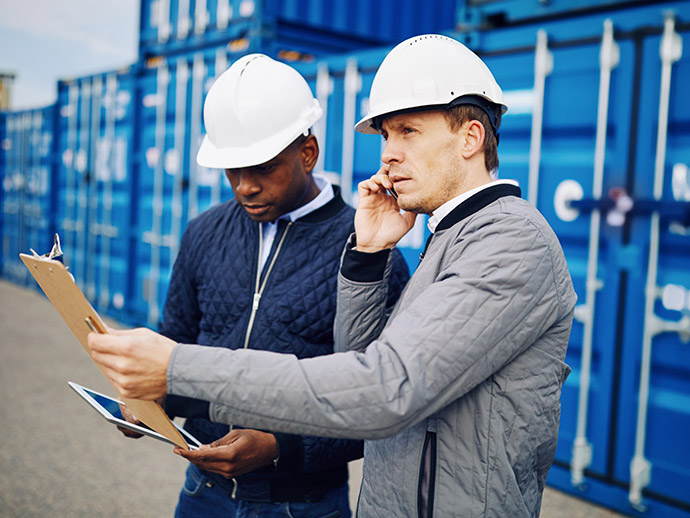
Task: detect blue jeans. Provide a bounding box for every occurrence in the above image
[175,465,352,518]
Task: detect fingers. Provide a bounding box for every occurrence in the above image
[401,210,418,228]
[116,404,144,439]
[210,429,242,448]
[174,443,246,479]
[89,341,133,386]
[116,425,144,439]
[89,347,148,398]
[358,169,395,196]
[96,361,137,397]
[119,403,140,424]
[87,329,167,370]
[87,329,173,400]
[174,444,226,463]
[88,331,134,357]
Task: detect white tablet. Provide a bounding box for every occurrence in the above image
[68,381,201,449]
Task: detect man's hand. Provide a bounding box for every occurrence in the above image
[116,403,144,439]
[88,327,177,400]
[116,396,166,438]
[174,429,279,479]
[355,166,417,252]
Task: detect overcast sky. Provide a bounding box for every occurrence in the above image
[0,0,139,110]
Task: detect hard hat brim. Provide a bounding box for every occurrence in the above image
[355,96,507,135]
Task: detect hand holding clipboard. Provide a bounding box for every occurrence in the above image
[20,235,190,449]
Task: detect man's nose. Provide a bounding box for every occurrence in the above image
[232,171,261,197]
[381,138,403,165]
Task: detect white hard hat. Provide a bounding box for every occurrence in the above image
[355,34,506,135]
[196,54,322,169]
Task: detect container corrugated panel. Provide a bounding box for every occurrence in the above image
[261,0,457,45]
[138,0,456,59]
[0,106,56,287]
[129,48,236,326]
[294,3,690,516]
[458,0,666,29]
[55,68,135,322]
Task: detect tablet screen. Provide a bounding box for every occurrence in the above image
[68,381,201,449]
[81,387,156,433]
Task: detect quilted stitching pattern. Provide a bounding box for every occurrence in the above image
[160,195,409,475]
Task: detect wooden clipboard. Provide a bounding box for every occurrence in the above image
[20,251,190,449]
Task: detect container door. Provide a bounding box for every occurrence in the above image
[22,109,54,262]
[614,19,690,514]
[1,113,29,284]
[1,109,55,286]
[485,29,635,484]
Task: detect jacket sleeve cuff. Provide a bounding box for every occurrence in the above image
[164,394,210,420]
[341,234,392,282]
[272,433,304,472]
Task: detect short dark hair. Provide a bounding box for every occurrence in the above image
[442,104,501,173]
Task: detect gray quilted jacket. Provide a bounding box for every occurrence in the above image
[167,183,576,518]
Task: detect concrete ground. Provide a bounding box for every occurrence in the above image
[0,279,624,517]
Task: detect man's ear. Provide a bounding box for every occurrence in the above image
[461,120,485,160]
[300,134,319,173]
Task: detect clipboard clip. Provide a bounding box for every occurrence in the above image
[31,234,64,262]
[85,316,107,334]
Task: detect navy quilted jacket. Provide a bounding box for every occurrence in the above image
[160,187,409,501]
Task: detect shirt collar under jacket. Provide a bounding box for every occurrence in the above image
[259,175,334,269]
[427,179,520,234]
[282,174,334,222]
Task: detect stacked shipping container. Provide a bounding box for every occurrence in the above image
[291,5,690,516]
[456,4,690,515]
[54,68,135,322]
[1,0,689,516]
[0,106,55,286]
[138,0,457,58]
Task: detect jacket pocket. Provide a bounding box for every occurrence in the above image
[418,431,437,518]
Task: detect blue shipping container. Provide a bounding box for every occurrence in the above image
[0,2,687,516]
[138,0,457,58]
[0,106,56,287]
[128,48,238,326]
[457,0,677,31]
[55,68,136,322]
[292,3,690,516]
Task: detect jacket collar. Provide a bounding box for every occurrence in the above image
[434,182,522,233]
[417,182,522,264]
[295,185,348,224]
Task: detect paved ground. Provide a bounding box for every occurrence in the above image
[0,279,624,517]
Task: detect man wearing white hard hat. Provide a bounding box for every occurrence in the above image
[120,53,409,517]
[91,36,575,517]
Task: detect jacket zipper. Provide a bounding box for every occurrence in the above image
[417,430,437,518]
[242,221,292,349]
[232,221,292,499]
